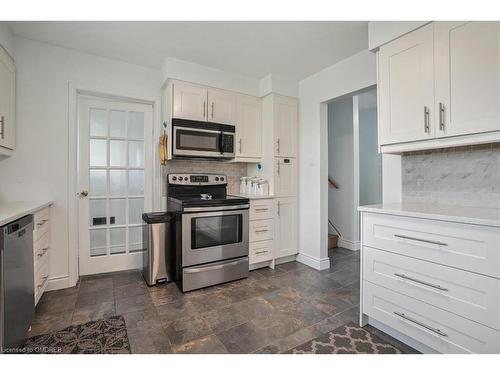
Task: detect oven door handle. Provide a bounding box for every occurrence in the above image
[183,204,249,212]
[184,258,248,273]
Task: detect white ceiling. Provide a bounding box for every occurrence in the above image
[7,21,368,80]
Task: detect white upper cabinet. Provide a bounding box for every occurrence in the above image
[208,87,237,125]
[274,197,298,259]
[274,157,297,197]
[378,23,435,145]
[0,46,15,152]
[235,94,262,161]
[172,81,208,122]
[274,95,298,158]
[434,22,500,137]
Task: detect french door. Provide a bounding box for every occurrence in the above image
[77,96,153,276]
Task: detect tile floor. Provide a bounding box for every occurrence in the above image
[29,248,413,354]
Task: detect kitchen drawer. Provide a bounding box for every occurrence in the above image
[249,200,274,221]
[34,257,50,305]
[249,219,274,242]
[363,281,500,353]
[362,212,500,278]
[364,246,500,330]
[249,240,274,264]
[33,231,50,267]
[33,209,50,242]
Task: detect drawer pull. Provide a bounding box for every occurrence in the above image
[37,276,49,289]
[36,247,49,257]
[255,250,269,255]
[254,208,269,212]
[394,273,448,292]
[394,311,448,337]
[36,219,48,228]
[394,234,448,246]
[255,229,269,233]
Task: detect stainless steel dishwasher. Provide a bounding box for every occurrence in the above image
[0,215,34,352]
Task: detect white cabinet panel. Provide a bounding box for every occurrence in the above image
[0,46,15,152]
[274,157,297,197]
[275,197,298,258]
[208,88,237,125]
[435,21,500,137]
[274,95,298,157]
[249,240,274,264]
[378,23,435,145]
[249,199,274,221]
[235,94,262,160]
[249,219,274,242]
[172,81,207,122]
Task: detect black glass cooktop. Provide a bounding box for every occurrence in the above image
[168,194,249,209]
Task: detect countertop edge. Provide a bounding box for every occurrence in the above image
[0,201,53,227]
[358,205,500,228]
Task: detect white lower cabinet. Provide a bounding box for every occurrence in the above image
[360,210,500,353]
[274,197,298,259]
[33,207,51,305]
[248,198,275,266]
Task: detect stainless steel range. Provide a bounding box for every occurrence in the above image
[167,173,249,292]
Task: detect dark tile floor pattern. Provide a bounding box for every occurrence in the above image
[29,248,411,354]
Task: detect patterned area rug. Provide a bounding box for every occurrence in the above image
[24,316,131,354]
[286,322,403,354]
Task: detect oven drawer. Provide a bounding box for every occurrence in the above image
[363,281,500,354]
[249,240,274,264]
[364,246,500,330]
[362,212,500,278]
[249,219,274,242]
[250,200,274,221]
[182,257,249,292]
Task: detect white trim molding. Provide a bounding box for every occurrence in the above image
[46,275,71,292]
[338,238,361,251]
[296,252,330,270]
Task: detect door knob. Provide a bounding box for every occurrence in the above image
[79,190,89,197]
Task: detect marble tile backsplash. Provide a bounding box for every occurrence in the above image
[161,160,247,196]
[402,143,500,208]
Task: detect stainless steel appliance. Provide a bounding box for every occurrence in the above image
[167,173,249,292]
[172,118,235,159]
[142,212,175,286]
[0,215,34,351]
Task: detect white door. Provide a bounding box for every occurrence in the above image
[275,197,298,259]
[274,95,298,157]
[0,46,15,150]
[435,21,500,137]
[274,157,297,197]
[378,23,435,145]
[235,94,262,160]
[208,88,237,125]
[172,81,208,122]
[78,97,153,276]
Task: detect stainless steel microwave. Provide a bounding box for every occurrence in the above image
[172,118,235,159]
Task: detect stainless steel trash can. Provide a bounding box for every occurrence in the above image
[142,212,174,286]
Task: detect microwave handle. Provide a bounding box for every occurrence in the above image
[219,131,224,154]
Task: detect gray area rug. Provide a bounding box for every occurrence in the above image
[24,315,131,354]
[286,322,403,354]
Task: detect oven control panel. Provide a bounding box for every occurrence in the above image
[168,174,227,185]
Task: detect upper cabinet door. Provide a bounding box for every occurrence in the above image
[172,81,208,122]
[274,95,298,157]
[235,94,262,160]
[378,23,435,145]
[0,46,15,151]
[208,88,237,125]
[435,22,500,137]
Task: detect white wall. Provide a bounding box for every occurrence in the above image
[328,97,356,244]
[259,74,299,98]
[298,50,376,269]
[368,21,429,51]
[0,36,162,290]
[0,22,14,58]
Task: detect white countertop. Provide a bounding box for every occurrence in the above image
[0,201,53,227]
[358,202,500,227]
[236,194,275,200]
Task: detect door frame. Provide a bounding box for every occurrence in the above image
[68,82,160,286]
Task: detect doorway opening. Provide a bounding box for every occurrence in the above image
[327,87,381,253]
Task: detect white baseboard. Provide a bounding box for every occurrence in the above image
[274,254,297,265]
[338,238,360,251]
[296,253,330,271]
[46,275,74,291]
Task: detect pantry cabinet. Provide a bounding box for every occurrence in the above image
[377,21,500,152]
[0,45,15,154]
[235,94,262,161]
[274,197,298,258]
[274,157,297,197]
[274,95,298,158]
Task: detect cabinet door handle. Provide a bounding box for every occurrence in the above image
[203,101,206,118]
[424,106,430,133]
[277,160,280,175]
[439,102,445,131]
[211,102,215,119]
[394,234,448,246]
[277,201,280,216]
[394,273,448,291]
[0,115,4,139]
[276,138,280,154]
[239,138,242,153]
[394,311,448,337]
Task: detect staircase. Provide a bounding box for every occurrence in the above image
[328,233,339,249]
